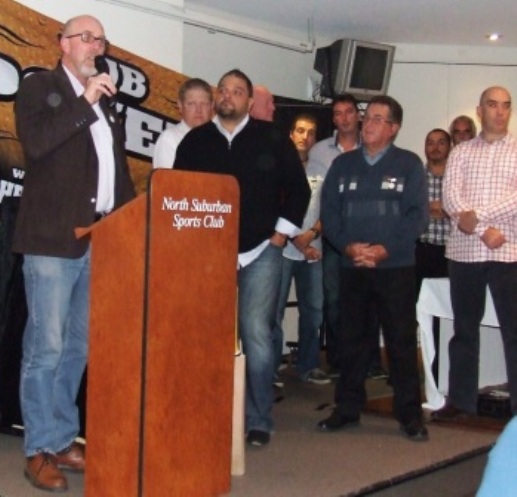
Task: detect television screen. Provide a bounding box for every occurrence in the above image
[314,39,395,101]
[349,46,388,91]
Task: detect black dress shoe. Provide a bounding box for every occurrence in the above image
[431,403,468,421]
[400,419,429,442]
[317,411,360,432]
[246,430,270,447]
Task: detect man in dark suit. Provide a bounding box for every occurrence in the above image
[13,14,135,492]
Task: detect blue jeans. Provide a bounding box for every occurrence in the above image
[273,258,323,378]
[20,251,90,456]
[238,243,283,433]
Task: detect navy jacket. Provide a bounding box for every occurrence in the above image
[321,144,429,268]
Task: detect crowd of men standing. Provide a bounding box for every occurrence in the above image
[9,12,517,492]
[153,74,517,449]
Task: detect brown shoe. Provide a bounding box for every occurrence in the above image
[56,441,86,472]
[431,403,468,421]
[25,452,68,492]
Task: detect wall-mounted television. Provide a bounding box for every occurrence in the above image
[314,38,396,101]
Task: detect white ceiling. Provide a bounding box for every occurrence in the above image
[185,0,517,49]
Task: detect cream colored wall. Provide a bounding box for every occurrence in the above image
[17,0,517,161]
[15,0,184,70]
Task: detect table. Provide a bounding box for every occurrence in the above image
[417,278,507,410]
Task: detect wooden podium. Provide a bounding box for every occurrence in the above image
[81,170,239,497]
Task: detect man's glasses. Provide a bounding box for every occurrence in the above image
[362,115,393,126]
[64,31,109,48]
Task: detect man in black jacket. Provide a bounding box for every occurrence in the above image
[14,14,135,492]
[175,69,310,447]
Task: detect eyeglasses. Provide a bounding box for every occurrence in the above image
[362,115,393,126]
[65,31,109,48]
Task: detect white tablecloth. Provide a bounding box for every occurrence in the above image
[417,278,506,410]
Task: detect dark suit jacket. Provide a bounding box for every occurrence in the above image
[12,62,135,258]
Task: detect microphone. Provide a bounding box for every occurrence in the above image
[94,55,116,108]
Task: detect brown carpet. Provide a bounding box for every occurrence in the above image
[0,371,502,497]
[225,371,499,497]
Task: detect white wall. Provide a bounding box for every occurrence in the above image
[182,25,316,102]
[390,44,517,157]
[15,0,184,70]
[15,0,517,161]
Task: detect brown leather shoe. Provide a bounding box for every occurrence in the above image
[25,452,68,492]
[56,441,86,472]
[431,403,469,421]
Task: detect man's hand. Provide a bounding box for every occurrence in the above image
[303,246,321,261]
[429,200,448,220]
[292,230,315,252]
[269,231,287,248]
[481,227,506,250]
[84,73,117,105]
[345,242,370,260]
[458,210,478,234]
[345,243,388,267]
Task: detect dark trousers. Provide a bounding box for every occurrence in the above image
[322,239,341,368]
[323,238,382,370]
[334,266,422,424]
[448,261,517,414]
[415,241,448,297]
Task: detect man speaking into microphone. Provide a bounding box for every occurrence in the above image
[13,14,135,492]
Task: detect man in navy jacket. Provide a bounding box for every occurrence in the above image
[319,95,429,441]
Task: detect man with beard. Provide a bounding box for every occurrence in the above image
[13,14,135,491]
[175,69,310,447]
[415,128,452,294]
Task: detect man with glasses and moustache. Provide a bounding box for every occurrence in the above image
[13,14,135,491]
[318,95,429,442]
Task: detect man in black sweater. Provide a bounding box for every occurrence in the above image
[175,69,310,446]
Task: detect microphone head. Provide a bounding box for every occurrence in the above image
[94,55,109,75]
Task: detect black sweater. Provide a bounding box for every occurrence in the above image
[175,118,311,253]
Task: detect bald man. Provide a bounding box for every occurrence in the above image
[250,85,276,121]
[14,14,135,491]
[434,86,517,421]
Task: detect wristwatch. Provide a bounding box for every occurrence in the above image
[310,228,320,240]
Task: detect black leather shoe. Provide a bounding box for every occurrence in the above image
[400,419,429,442]
[317,411,360,432]
[431,403,468,421]
[246,430,270,447]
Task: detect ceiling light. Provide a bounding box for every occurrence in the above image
[487,33,502,42]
